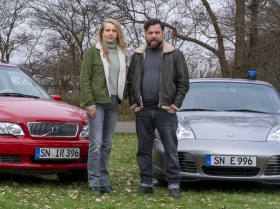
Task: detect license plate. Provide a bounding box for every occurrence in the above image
[206,155,256,167]
[35,148,80,159]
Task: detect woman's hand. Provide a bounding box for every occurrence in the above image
[87,107,97,118]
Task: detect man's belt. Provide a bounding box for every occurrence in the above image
[143,103,160,109]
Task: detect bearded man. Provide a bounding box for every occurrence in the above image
[127,18,189,198]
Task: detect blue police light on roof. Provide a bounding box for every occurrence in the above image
[247,71,256,80]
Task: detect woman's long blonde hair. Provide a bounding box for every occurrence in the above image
[94,18,127,61]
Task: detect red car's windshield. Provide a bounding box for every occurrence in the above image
[0,66,51,99]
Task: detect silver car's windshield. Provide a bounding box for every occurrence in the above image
[0,66,51,99]
[180,82,280,114]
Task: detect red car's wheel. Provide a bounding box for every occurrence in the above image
[57,169,88,183]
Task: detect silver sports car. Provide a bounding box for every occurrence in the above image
[153,73,280,185]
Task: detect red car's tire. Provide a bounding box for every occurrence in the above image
[57,169,88,183]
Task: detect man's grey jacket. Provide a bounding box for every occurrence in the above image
[127,41,190,111]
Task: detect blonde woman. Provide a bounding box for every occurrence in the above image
[80,18,127,196]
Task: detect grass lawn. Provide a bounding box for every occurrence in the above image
[0,134,280,209]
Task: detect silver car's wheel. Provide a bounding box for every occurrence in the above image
[272,184,280,189]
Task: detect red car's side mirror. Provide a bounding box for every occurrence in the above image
[51,95,62,101]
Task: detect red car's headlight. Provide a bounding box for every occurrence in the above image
[79,125,89,138]
[0,122,25,136]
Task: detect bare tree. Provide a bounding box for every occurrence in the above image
[104,0,271,78]
[0,0,33,62]
[233,0,263,77]
[27,0,108,93]
[3,0,280,92]
[253,0,280,91]
[32,0,105,60]
[102,0,232,77]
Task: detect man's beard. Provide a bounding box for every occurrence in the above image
[147,39,162,49]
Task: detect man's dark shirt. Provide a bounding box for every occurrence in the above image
[141,47,162,105]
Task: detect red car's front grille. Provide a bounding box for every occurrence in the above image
[28,122,78,137]
[0,155,22,163]
[29,156,88,164]
[81,156,88,163]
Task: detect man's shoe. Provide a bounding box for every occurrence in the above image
[169,188,181,198]
[90,187,100,196]
[131,186,153,194]
[99,186,118,195]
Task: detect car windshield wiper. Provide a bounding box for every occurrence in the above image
[0,92,40,98]
[223,109,266,113]
[179,108,216,112]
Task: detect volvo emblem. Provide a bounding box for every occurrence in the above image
[43,124,67,136]
[51,126,59,133]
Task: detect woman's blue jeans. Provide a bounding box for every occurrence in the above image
[135,107,181,189]
[87,96,119,188]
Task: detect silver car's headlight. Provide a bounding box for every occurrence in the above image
[79,125,89,138]
[0,122,25,136]
[176,122,195,141]
[267,128,280,142]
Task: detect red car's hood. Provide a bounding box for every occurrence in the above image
[178,111,280,142]
[0,97,87,124]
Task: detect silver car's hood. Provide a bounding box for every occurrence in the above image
[179,112,280,141]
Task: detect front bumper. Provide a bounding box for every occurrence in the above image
[153,138,280,185]
[0,135,88,174]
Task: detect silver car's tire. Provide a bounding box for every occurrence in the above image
[272,184,280,189]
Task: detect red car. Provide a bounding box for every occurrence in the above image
[0,60,89,182]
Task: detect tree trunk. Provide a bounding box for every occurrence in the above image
[233,0,246,78]
[201,0,230,77]
[247,0,259,71]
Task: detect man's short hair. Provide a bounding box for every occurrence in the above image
[144,18,165,32]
